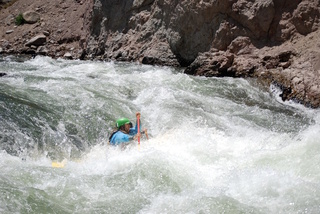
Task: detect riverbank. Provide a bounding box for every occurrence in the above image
[1,0,319,107]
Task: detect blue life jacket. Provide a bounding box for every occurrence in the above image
[109,121,139,145]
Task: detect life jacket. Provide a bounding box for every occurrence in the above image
[109,130,119,142]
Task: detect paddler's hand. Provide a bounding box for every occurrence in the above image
[134,132,141,140]
[136,112,141,120]
[144,128,149,139]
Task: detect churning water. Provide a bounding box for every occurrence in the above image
[1,55,320,213]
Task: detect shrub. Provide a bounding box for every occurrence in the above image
[15,13,25,26]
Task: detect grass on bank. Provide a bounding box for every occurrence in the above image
[15,13,25,25]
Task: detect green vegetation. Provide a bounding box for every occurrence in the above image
[15,13,25,26]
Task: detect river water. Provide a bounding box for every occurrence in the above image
[0,55,320,213]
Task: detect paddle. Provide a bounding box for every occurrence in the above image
[137,113,140,145]
[137,112,149,142]
[52,159,67,168]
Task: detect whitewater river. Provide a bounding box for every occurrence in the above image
[1,55,320,213]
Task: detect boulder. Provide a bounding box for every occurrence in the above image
[5,14,14,26]
[43,31,50,36]
[63,52,73,59]
[1,40,11,49]
[185,51,235,77]
[36,46,48,55]
[22,11,40,24]
[25,34,46,47]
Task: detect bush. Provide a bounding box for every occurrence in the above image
[15,13,25,26]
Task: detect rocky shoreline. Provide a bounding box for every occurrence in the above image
[1,0,320,108]
[0,0,92,59]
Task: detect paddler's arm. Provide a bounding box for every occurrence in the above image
[129,112,141,135]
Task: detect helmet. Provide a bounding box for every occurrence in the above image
[116,117,130,128]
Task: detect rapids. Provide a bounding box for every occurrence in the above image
[1,55,320,213]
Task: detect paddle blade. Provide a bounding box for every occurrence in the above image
[51,159,67,168]
[52,162,65,168]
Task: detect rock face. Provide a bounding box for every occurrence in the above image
[87,0,313,63]
[0,0,320,108]
[85,0,320,108]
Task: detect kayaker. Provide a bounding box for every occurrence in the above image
[109,112,146,146]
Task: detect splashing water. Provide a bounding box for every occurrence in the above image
[1,56,320,213]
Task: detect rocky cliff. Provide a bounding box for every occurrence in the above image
[1,0,320,108]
